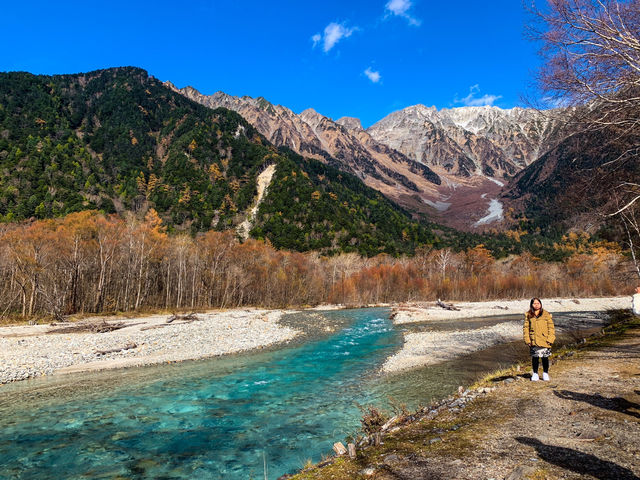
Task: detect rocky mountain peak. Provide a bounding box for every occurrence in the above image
[336,117,364,131]
[299,108,325,124]
[173,85,565,230]
[367,104,560,178]
[181,85,201,97]
[162,80,179,93]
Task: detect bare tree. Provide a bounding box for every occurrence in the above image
[611,187,640,279]
[530,0,640,129]
[530,0,640,277]
[435,248,454,280]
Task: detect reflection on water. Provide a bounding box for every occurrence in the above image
[0,309,609,479]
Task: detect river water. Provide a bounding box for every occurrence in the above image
[0,308,607,479]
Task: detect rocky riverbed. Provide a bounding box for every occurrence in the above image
[391,296,631,324]
[0,309,299,384]
[382,321,522,373]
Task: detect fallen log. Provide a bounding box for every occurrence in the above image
[436,299,460,311]
[167,313,200,324]
[95,343,137,355]
[47,320,129,334]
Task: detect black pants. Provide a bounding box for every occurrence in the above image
[532,356,549,373]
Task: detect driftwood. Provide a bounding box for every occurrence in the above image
[381,415,399,432]
[95,343,137,355]
[47,320,128,334]
[436,299,460,311]
[167,313,200,324]
[139,313,202,331]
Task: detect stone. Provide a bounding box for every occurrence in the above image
[332,442,347,456]
[383,454,400,464]
[348,443,356,459]
[505,465,537,480]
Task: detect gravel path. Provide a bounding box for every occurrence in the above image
[0,309,299,384]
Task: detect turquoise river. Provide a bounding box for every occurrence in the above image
[0,308,606,479]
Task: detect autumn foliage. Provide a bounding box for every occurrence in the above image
[0,212,631,320]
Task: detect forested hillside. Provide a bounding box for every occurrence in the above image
[0,68,633,318]
[0,67,440,255]
[502,125,640,241]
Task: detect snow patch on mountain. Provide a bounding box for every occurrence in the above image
[474,198,504,226]
[485,176,505,187]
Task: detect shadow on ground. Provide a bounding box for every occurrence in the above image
[553,390,640,418]
[516,437,639,480]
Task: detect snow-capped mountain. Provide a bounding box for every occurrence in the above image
[367,105,560,180]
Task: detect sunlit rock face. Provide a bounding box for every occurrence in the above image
[367,105,560,180]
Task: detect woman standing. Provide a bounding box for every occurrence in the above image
[523,297,555,381]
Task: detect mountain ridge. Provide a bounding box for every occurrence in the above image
[174,84,567,230]
[171,84,447,215]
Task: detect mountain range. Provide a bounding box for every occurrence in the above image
[173,84,565,230]
[1,66,632,257]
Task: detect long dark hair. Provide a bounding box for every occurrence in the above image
[528,297,543,317]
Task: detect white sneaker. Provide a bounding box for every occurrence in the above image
[542,373,550,381]
[531,373,539,381]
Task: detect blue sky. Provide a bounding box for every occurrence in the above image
[2,0,542,127]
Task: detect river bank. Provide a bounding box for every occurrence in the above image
[0,296,631,385]
[382,296,631,373]
[391,296,630,323]
[0,309,299,384]
[288,311,640,480]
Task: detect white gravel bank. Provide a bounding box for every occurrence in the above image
[382,321,522,373]
[391,296,631,324]
[0,309,299,384]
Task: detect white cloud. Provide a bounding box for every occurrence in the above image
[311,22,357,53]
[364,67,381,83]
[541,96,569,109]
[455,84,502,107]
[385,0,421,26]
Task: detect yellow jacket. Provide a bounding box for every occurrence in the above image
[523,309,555,348]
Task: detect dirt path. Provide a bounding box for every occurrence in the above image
[291,318,640,480]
